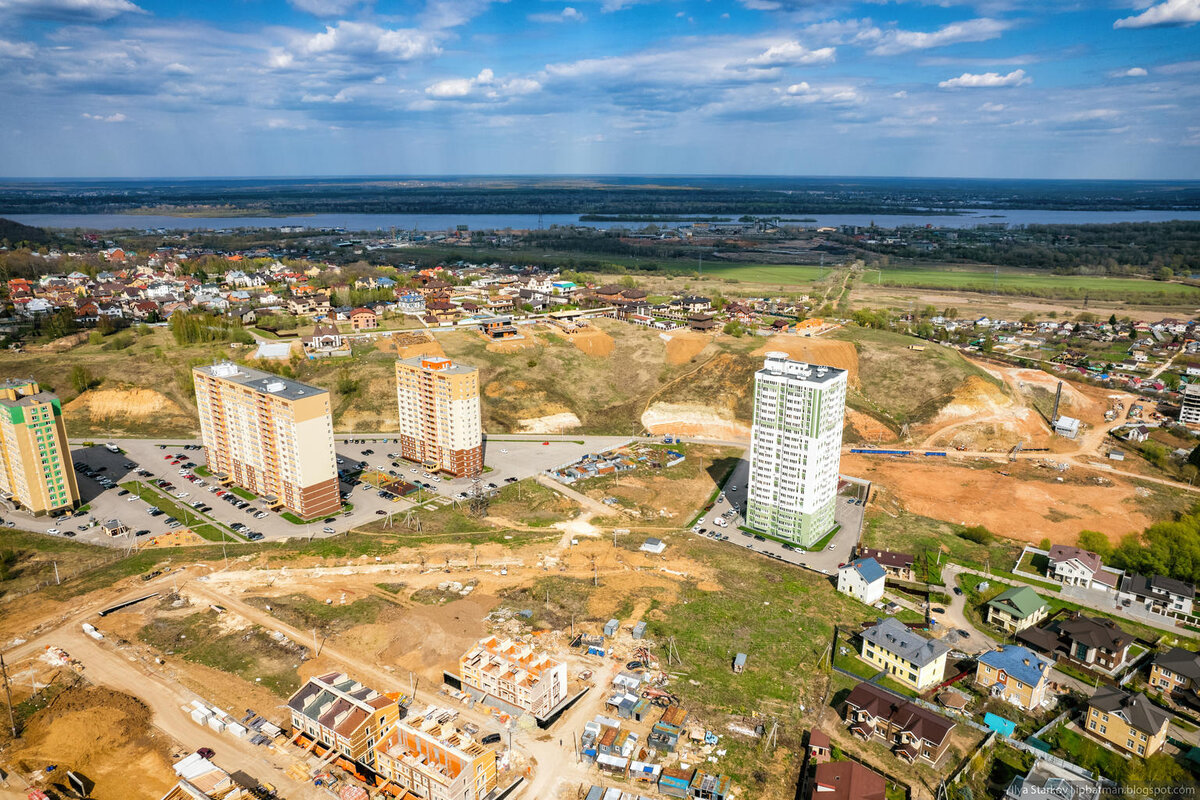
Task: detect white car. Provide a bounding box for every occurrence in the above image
[175,491,189,498]
[46,528,60,535]
[500,448,509,454]
[410,468,418,474]
[712,518,728,528]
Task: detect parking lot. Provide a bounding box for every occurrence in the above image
[6,435,632,548]
[688,457,866,573]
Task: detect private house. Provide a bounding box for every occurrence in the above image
[1117,574,1195,616]
[859,617,950,691]
[836,558,886,605]
[303,320,347,356]
[1149,647,1200,705]
[985,587,1049,633]
[1017,614,1133,674]
[397,292,425,315]
[1005,759,1101,800]
[807,729,831,764]
[856,547,915,582]
[349,307,378,331]
[286,672,403,770]
[809,761,886,800]
[687,313,716,332]
[1084,687,1171,757]
[843,682,956,765]
[974,645,1052,711]
[1047,545,1120,591]
[459,636,568,718]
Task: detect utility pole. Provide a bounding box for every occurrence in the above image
[1,653,17,738]
[53,561,60,585]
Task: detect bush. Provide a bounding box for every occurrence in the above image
[959,525,994,545]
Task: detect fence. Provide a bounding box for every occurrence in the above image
[1,550,129,603]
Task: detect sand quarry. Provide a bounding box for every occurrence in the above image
[64,386,195,431]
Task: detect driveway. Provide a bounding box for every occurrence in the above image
[938,563,994,656]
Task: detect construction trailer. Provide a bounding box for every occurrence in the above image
[604,619,620,637]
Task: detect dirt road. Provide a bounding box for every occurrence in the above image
[23,627,318,798]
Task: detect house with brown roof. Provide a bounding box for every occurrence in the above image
[856,546,915,582]
[1047,545,1120,590]
[286,672,403,769]
[809,761,886,800]
[1017,613,1133,674]
[303,320,347,356]
[349,306,378,331]
[843,682,955,765]
[1084,687,1171,757]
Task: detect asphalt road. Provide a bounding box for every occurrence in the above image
[688,456,866,574]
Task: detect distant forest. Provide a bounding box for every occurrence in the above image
[853,221,1200,274]
[2,176,1200,215]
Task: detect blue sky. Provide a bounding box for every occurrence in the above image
[0,0,1198,178]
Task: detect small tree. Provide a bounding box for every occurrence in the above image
[70,365,98,395]
[1077,529,1111,558]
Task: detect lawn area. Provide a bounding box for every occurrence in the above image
[874,266,1200,302]
[860,509,1023,585]
[229,486,256,502]
[138,609,303,697]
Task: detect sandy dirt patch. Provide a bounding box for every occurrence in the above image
[142,529,207,548]
[846,454,1149,545]
[487,336,539,353]
[6,684,177,800]
[563,327,615,357]
[752,337,859,385]
[517,412,583,433]
[377,331,445,360]
[642,402,750,441]
[661,331,711,365]
[845,408,897,443]
[65,386,192,427]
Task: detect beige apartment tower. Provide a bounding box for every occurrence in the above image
[0,379,80,515]
[193,362,340,518]
[395,355,483,477]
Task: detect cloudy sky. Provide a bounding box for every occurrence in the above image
[1,0,1198,178]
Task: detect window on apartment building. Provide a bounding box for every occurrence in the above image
[1089,721,1096,730]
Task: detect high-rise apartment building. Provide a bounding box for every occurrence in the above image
[395,355,482,477]
[0,379,80,515]
[746,353,847,547]
[193,362,340,518]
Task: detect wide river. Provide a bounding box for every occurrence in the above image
[7,208,1200,232]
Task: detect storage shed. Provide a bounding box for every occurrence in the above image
[604,619,620,637]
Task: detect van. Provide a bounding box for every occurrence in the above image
[480,733,502,745]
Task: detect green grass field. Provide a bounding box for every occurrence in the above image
[872,266,1200,300]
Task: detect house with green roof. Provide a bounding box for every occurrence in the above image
[986,586,1048,633]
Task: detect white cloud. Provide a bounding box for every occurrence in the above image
[0,38,35,58]
[529,6,586,23]
[287,0,358,16]
[938,68,1031,88]
[425,68,541,101]
[164,62,192,75]
[870,18,1012,56]
[290,21,442,63]
[979,102,1007,111]
[0,0,143,21]
[265,118,307,130]
[1114,0,1200,29]
[747,41,836,67]
[81,111,126,122]
[1120,67,1149,77]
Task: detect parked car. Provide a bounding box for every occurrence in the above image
[480,733,502,745]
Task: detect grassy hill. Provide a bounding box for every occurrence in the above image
[12,319,996,438]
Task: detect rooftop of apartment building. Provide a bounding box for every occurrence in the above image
[757,353,846,385]
[397,354,478,375]
[196,361,326,401]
